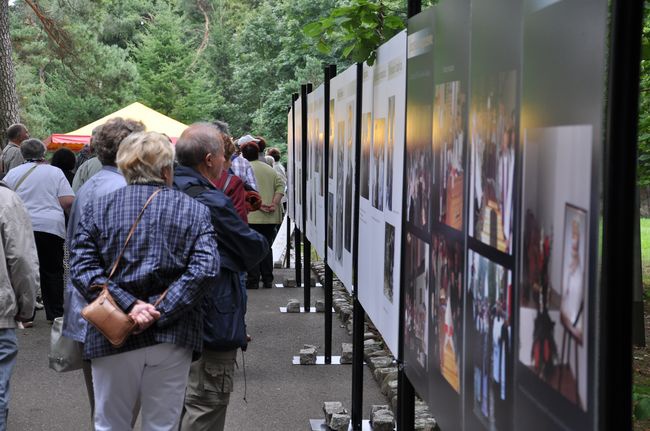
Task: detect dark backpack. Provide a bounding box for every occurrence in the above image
[183,184,248,351]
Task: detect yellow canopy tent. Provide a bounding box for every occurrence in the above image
[45,102,187,151]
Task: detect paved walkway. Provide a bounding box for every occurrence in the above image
[7,268,387,430]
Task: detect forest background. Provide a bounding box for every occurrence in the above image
[6,0,352,159]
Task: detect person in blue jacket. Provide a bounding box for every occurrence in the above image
[173,123,268,431]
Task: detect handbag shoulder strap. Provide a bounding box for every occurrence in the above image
[106,188,163,281]
[222,173,233,192]
[13,164,38,191]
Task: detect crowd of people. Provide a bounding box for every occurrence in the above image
[0,119,288,431]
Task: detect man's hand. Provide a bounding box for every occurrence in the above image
[129,300,161,334]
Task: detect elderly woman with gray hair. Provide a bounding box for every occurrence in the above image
[3,138,74,323]
[62,117,144,426]
[70,131,220,431]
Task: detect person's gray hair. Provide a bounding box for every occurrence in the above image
[211,120,230,136]
[116,132,175,185]
[175,123,224,168]
[6,124,26,142]
[94,118,145,166]
[20,138,46,160]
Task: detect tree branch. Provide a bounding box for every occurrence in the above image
[190,0,210,70]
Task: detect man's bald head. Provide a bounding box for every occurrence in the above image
[175,123,224,168]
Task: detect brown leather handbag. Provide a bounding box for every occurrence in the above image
[81,188,166,348]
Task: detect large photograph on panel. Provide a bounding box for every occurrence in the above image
[287,107,295,222]
[358,31,406,356]
[306,86,326,257]
[402,7,435,403]
[465,0,521,429]
[326,65,357,292]
[515,1,607,429]
[519,126,591,413]
[294,96,303,231]
[467,0,522,257]
[404,9,434,237]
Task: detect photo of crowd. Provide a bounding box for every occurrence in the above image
[467,250,512,429]
[435,81,466,231]
[469,70,517,253]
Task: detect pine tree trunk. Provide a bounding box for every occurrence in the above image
[0,0,19,149]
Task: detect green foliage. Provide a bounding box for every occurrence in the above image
[302,0,438,65]
[10,0,139,138]
[634,385,650,420]
[9,0,440,154]
[132,5,220,124]
[303,0,405,65]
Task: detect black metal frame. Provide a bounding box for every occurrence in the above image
[396,2,421,430]
[351,62,365,431]
[301,84,312,311]
[292,93,302,293]
[324,64,337,363]
[601,0,643,428]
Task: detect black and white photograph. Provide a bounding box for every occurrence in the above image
[384,223,396,303]
[327,192,334,248]
[386,95,395,211]
[335,120,345,262]
[404,232,430,371]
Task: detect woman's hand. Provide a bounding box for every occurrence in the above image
[129,300,161,334]
[260,203,276,213]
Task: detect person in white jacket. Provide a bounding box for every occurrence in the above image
[0,182,38,430]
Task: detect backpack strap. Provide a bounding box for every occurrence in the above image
[184,185,209,198]
[13,165,38,191]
